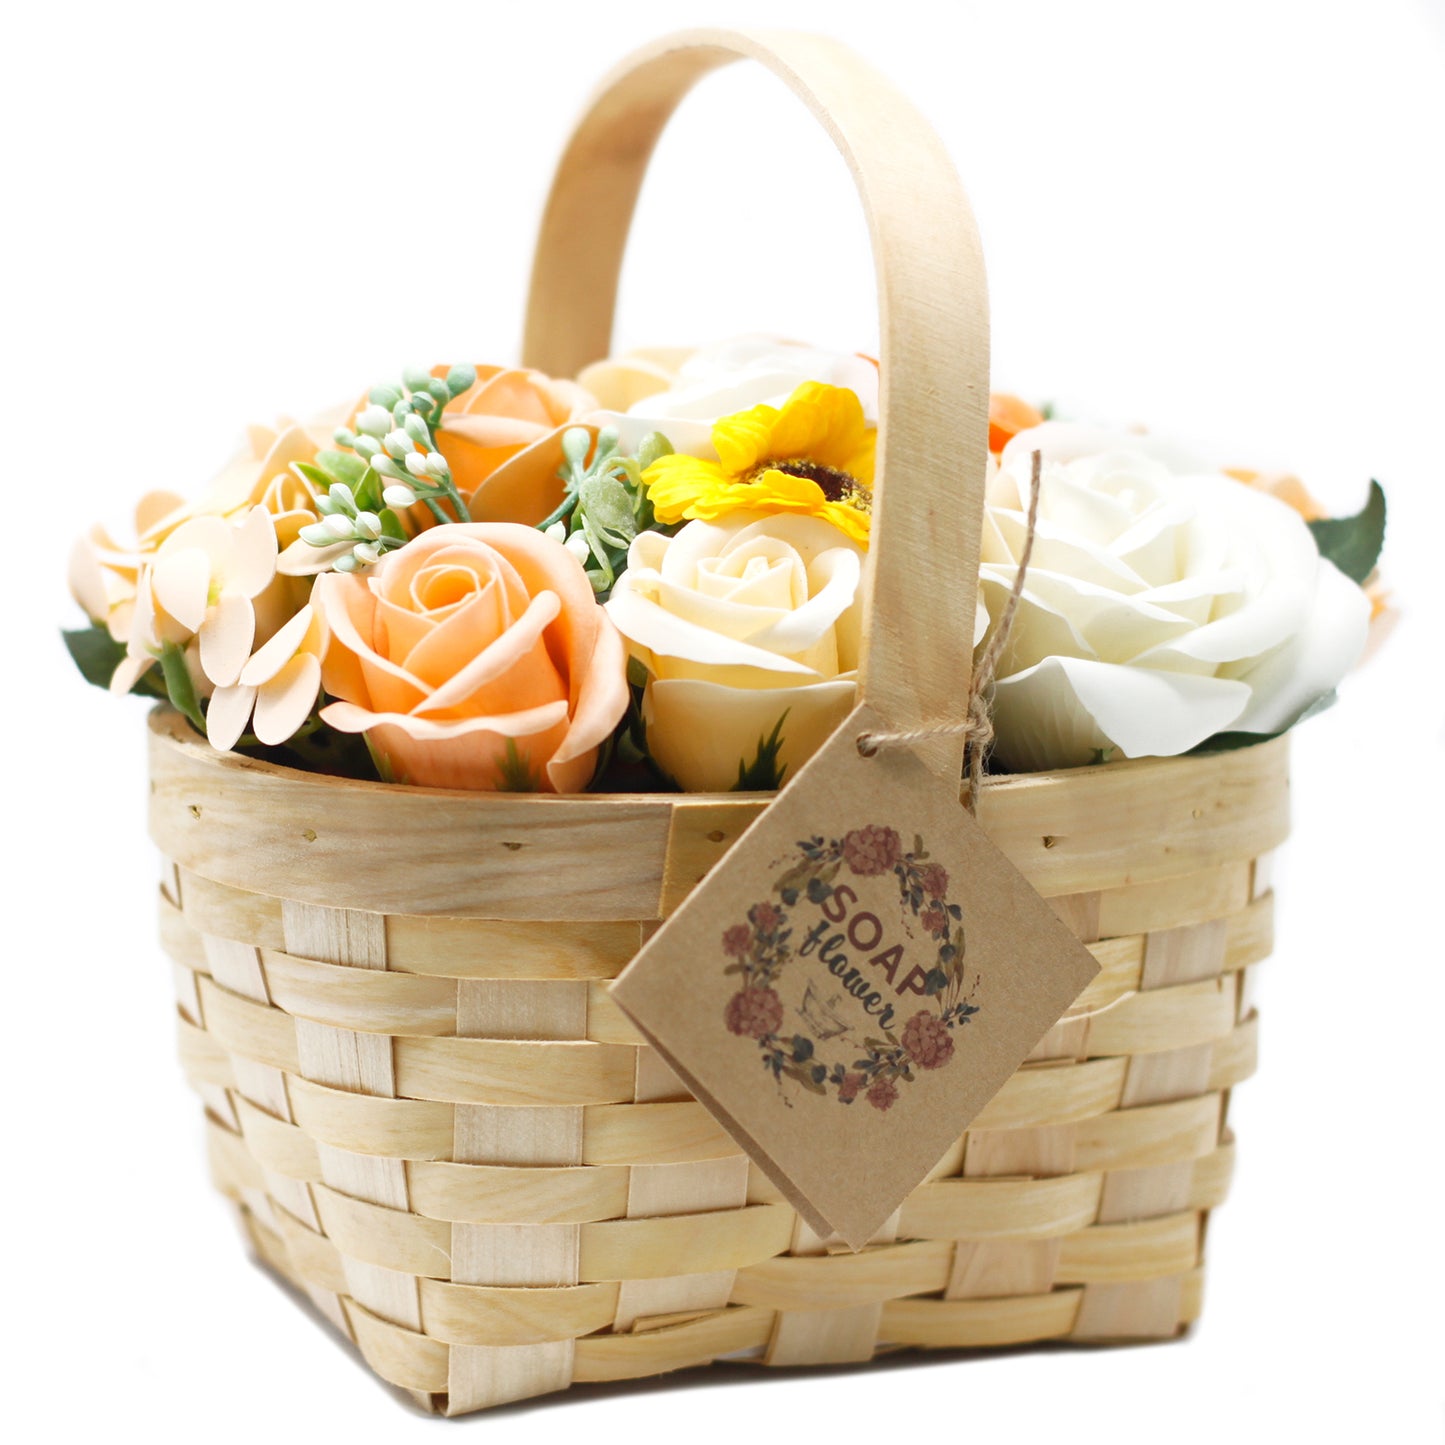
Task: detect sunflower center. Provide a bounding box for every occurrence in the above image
[765,459,872,511]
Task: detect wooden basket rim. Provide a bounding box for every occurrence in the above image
[148,705,1278,810]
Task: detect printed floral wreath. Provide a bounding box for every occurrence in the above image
[721,825,980,1112]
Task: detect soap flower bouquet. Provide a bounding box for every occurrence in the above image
[66,339,1389,793]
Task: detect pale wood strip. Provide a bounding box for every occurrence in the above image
[1096,1161,1195,1223]
[944,1240,1062,1299]
[613,1274,737,1333]
[289,1076,454,1160]
[1210,1013,1259,1090]
[881,1287,1081,1347]
[177,868,285,950]
[176,1017,233,1088]
[1097,861,1253,938]
[388,915,639,978]
[964,1123,1077,1178]
[196,976,298,1073]
[408,1161,630,1224]
[613,1157,751,1333]
[1027,1016,1090,1063]
[899,1173,1102,1241]
[269,1206,349,1295]
[1120,1042,1216,1108]
[151,711,673,919]
[1073,1094,1223,1172]
[419,1278,620,1347]
[586,981,645,1044]
[394,1037,635,1106]
[201,935,270,1003]
[1047,890,1101,942]
[658,799,754,916]
[312,1184,453,1278]
[159,891,206,970]
[970,1058,1127,1131]
[456,979,587,1040]
[1251,851,1276,900]
[451,1225,580,1288]
[976,736,1289,895]
[1072,1276,1185,1339]
[571,1306,776,1383]
[582,1103,742,1166]
[1141,918,1228,990]
[454,1105,584,1168]
[342,1299,449,1394]
[172,960,203,1026]
[766,1307,879,1366]
[195,1084,239,1131]
[447,1341,574,1415]
[261,951,457,1035]
[734,1240,952,1309]
[1086,977,1237,1056]
[234,1095,320,1181]
[152,712,1287,914]
[579,1204,793,1281]
[1055,1212,1200,1284]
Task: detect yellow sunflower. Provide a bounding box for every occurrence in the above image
[642,381,876,543]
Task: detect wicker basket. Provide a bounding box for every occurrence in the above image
[145,27,1293,1416]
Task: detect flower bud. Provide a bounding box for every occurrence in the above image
[328,482,356,512]
[314,495,338,516]
[353,541,381,564]
[561,427,591,470]
[402,365,433,394]
[332,426,357,448]
[383,429,415,459]
[324,513,355,538]
[334,553,360,574]
[383,483,418,508]
[565,531,592,564]
[403,413,431,446]
[445,363,477,397]
[404,452,430,478]
[357,404,391,438]
[299,522,336,547]
[426,378,451,405]
[355,511,382,540]
[368,383,403,410]
[424,451,451,480]
[544,521,567,543]
[353,435,381,459]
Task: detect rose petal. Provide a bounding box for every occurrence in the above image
[229,505,280,597]
[1224,557,1369,733]
[990,656,1252,771]
[149,548,213,633]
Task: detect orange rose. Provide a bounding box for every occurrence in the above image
[314,523,629,791]
[432,366,597,526]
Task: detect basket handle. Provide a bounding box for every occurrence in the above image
[523,28,989,777]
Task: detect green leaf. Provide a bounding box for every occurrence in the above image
[579,471,638,543]
[494,737,542,792]
[316,450,369,488]
[1307,480,1386,584]
[159,641,206,734]
[732,711,790,792]
[293,461,338,493]
[62,624,165,698]
[379,508,407,541]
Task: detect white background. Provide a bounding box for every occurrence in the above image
[6,1,1443,1440]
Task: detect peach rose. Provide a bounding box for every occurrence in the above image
[314,523,629,792]
[431,366,597,527]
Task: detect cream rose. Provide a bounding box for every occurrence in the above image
[580,337,880,459]
[606,513,865,791]
[981,423,1371,771]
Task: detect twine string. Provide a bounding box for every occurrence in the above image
[857,448,1043,812]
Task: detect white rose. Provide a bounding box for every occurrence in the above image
[580,336,880,458]
[982,422,1370,771]
[606,513,864,791]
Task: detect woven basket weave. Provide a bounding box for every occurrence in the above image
[144,27,1294,1416]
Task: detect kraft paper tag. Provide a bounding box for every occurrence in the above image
[611,704,1101,1249]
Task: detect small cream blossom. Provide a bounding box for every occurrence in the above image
[112,505,279,694]
[206,603,329,751]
